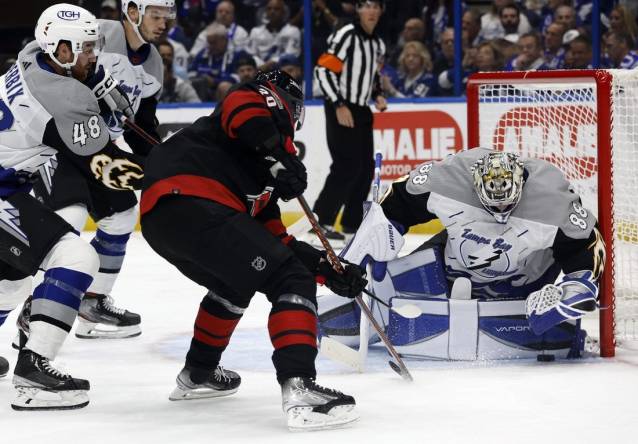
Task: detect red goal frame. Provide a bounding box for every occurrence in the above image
[466,70,615,357]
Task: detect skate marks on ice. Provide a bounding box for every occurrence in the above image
[151,327,616,374]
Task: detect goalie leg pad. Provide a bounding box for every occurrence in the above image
[388,297,586,360]
[317,295,361,346]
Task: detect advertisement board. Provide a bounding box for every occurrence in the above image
[155,101,468,217]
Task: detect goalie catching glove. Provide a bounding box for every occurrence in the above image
[525,270,598,335]
[317,257,368,298]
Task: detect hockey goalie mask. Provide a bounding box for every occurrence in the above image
[472,151,525,224]
[256,70,305,132]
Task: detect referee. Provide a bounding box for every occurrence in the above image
[313,0,387,243]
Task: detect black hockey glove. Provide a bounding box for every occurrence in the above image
[270,154,307,201]
[317,258,368,298]
[87,65,135,124]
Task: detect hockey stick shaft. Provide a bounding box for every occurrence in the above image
[297,196,413,381]
[122,118,161,146]
[372,151,382,203]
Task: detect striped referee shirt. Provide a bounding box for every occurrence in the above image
[315,23,386,107]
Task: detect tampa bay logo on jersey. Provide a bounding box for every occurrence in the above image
[458,228,517,277]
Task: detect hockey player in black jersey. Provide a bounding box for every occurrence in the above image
[140,70,366,431]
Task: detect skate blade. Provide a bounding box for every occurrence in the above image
[75,321,141,339]
[11,387,89,411]
[169,385,238,401]
[287,405,359,432]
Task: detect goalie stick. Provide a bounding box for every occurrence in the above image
[296,151,412,381]
[298,195,413,381]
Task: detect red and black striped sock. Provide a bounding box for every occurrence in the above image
[186,296,242,375]
[268,304,318,384]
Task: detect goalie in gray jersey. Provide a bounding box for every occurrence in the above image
[0,3,144,409]
[319,148,604,360]
[15,1,174,343]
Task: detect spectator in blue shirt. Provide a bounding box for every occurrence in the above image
[505,32,548,71]
[383,41,436,98]
[608,5,638,48]
[189,22,237,101]
[437,40,504,96]
[232,54,258,83]
[554,5,578,31]
[564,35,593,69]
[540,0,571,33]
[543,22,566,69]
[604,32,638,69]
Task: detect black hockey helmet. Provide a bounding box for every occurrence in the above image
[255,69,305,131]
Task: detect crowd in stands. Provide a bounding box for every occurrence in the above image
[2,0,638,102]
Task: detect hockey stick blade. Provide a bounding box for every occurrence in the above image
[361,288,422,319]
[388,360,413,382]
[320,337,364,372]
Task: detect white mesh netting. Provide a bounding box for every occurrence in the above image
[474,71,638,346]
[610,70,638,343]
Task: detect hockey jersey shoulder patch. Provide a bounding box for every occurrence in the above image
[405,161,435,195]
[514,158,597,239]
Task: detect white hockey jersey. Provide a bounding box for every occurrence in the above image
[97,20,163,140]
[0,42,143,195]
[381,148,604,299]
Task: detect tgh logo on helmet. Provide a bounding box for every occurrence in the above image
[57,10,81,20]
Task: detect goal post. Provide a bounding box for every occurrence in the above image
[467,69,638,357]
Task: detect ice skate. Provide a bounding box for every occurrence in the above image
[0,355,8,378]
[281,377,358,432]
[12,349,90,411]
[11,296,31,350]
[75,293,141,339]
[169,365,241,401]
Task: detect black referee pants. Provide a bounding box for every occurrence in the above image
[313,101,374,231]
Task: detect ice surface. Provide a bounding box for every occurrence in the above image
[0,234,637,443]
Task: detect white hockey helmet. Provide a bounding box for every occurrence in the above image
[472,151,525,224]
[121,1,176,44]
[35,3,101,70]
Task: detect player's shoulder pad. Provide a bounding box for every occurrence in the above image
[143,45,164,87]
[515,158,596,239]
[17,42,109,154]
[24,69,109,156]
[99,19,128,56]
[405,148,487,198]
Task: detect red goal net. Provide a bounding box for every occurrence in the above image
[467,70,638,357]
